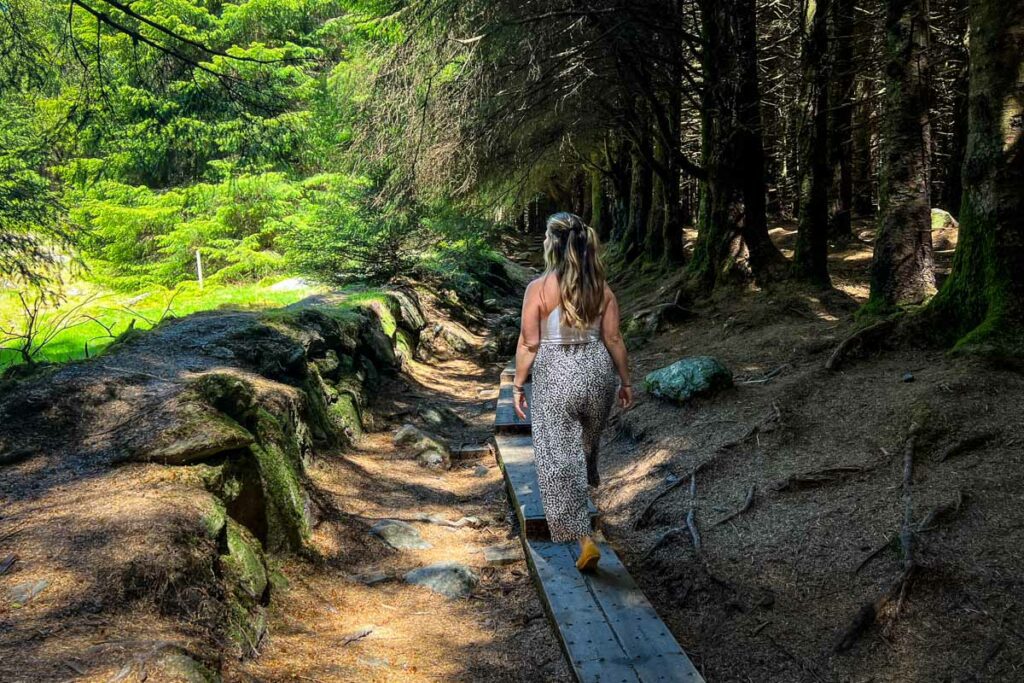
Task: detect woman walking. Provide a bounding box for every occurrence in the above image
[512,212,634,572]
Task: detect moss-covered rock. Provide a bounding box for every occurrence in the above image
[220,519,268,655]
[127,402,254,465]
[328,393,363,440]
[644,356,733,403]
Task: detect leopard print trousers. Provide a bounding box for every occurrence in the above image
[531,340,616,542]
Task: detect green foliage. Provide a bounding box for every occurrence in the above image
[1,0,505,357]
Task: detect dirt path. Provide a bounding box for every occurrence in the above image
[231,334,571,681]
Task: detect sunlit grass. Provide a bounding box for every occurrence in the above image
[0,277,328,369]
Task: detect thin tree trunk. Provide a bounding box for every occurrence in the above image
[647,139,668,262]
[608,140,632,243]
[589,158,604,236]
[868,0,935,309]
[624,130,653,263]
[793,0,834,286]
[924,0,1024,352]
[828,0,856,242]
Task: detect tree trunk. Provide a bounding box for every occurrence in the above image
[689,0,784,289]
[589,159,604,236]
[828,0,856,242]
[608,140,633,243]
[646,139,668,262]
[624,131,653,263]
[793,0,833,287]
[868,0,935,309]
[924,0,1024,352]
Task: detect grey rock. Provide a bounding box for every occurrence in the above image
[457,515,486,528]
[473,464,490,477]
[149,650,220,683]
[8,578,48,606]
[932,208,959,250]
[644,356,733,403]
[403,562,478,598]
[418,449,446,469]
[394,424,451,469]
[483,543,523,566]
[370,519,432,550]
[359,656,391,669]
[902,372,915,383]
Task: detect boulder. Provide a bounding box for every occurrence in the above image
[370,519,432,550]
[389,288,427,331]
[931,208,959,250]
[644,356,733,403]
[394,424,451,469]
[129,404,254,465]
[403,562,478,598]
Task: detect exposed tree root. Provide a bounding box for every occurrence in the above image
[640,527,684,561]
[634,403,781,529]
[770,466,868,492]
[835,425,919,652]
[936,431,999,462]
[686,473,701,551]
[712,485,756,527]
[855,489,966,573]
[825,318,899,371]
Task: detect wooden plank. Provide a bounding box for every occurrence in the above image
[526,541,641,682]
[493,377,703,683]
[494,434,598,539]
[566,543,705,683]
[495,382,532,433]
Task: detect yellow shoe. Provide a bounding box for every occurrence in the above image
[576,538,601,572]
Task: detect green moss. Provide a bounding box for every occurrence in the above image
[248,408,309,551]
[222,519,268,600]
[395,328,415,361]
[200,498,228,541]
[328,394,363,438]
[347,290,400,338]
[221,518,269,655]
[855,295,898,322]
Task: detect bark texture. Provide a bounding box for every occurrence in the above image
[793,0,834,286]
[869,0,936,307]
[924,0,1024,352]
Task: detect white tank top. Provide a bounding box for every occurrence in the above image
[540,305,602,345]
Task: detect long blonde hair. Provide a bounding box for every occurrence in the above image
[543,212,606,328]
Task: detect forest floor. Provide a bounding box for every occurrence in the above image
[596,221,1024,682]
[229,300,572,682]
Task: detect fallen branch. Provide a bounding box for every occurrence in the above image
[712,485,756,527]
[825,318,899,371]
[855,490,966,573]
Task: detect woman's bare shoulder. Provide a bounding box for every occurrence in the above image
[602,283,617,307]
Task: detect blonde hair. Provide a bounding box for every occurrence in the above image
[543,212,606,328]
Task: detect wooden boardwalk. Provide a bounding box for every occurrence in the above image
[494,360,705,683]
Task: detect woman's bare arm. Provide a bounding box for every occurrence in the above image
[600,287,634,408]
[513,279,542,418]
